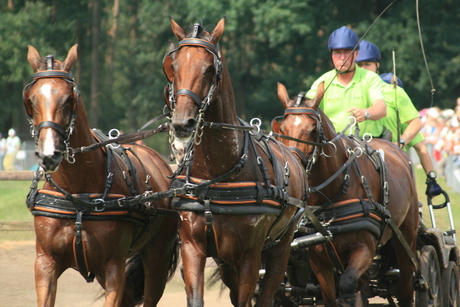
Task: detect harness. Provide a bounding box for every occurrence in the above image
[273,105,421,274]
[170,123,306,262]
[162,27,306,263]
[25,135,179,282]
[24,63,179,282]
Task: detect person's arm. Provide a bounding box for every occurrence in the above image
[399,117,423,145]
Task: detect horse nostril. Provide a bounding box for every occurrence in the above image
[36,151,64,172]
[185,118,197,130]
[173,118,197,138]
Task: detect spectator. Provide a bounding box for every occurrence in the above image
[3,128,21,171]
[0,133,6,171]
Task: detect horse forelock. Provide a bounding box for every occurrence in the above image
[185,23,214,41]
[36,58,66,71]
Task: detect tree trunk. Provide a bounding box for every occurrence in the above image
[89,0,100,128]
[128,0,139,131]
[106,0,119,91]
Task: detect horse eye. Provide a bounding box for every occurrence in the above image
[60,97,73,113]
[205,66,214,76]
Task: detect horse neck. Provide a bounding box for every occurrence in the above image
[48,102,107,192]
[310,112,349,187]
[210,55,239,124]
[193,60,246,178]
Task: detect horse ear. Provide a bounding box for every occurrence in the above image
[210,16,226,45]
[271,118,281,134]
[277,82,291,109]
[311,82,324,108]
[27,45,41,72]
[62,44,78,72]
[168,40,176,54]
[169,16,186,41]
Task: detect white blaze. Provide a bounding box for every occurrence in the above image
[293,117,303,126]
[40,84,57,156]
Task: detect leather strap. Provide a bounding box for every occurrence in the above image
[73,210,95,282]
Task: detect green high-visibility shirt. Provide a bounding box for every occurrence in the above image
[381,82,424,147]
[306,65,385,138]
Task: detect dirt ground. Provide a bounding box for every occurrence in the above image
[0,239,388,307]
[0,240,232,307]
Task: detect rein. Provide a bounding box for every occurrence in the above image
[71,121,169,154]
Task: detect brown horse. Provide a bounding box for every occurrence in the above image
[163,18,308,306]
[24,45,179,307]
[272,83,420,306]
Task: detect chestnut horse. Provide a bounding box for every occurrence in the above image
[163,18,308,306]
[24,45,179,307]
[272,83,420,306]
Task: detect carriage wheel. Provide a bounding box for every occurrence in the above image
[441,261,460,307]
[416,245,444,307]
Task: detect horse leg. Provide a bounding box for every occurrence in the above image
[309,246,339,307]
[393,239,416,306]
[141,219,179,307]
[179,215,207,307]
[338,243,375,307]
[34,250,63,307]
[218,263,240,306]
[101,259,127,307]
[254,231,294,307]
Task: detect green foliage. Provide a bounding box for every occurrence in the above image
[1,0,460,157]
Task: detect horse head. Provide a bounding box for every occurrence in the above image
[164,17,225,141]
[24,45,80,172]
[272,82,326,158]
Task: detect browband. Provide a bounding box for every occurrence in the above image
[178,38,219,55]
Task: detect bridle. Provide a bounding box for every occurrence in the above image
[23,55,80,164]
[272,104,337,172]
[163,24,223,144]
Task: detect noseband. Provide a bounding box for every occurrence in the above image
[23,56,80,163]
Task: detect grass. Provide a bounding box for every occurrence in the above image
[0,180,35,221]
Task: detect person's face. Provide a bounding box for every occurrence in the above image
[331,49,358,72]
[357,61,379,73]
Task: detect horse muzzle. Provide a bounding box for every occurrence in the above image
[171,116,197,139]
[35,133,65,172]
[36,150,64,173]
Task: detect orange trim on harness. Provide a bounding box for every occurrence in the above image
[33,205,146,219]
[333,212,382,223]
[38,189,126,199]
[176,194,281,207]
[332,198,367,207]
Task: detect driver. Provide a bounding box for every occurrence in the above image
[306,26,386,138]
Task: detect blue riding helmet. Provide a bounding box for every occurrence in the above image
[380,72,404,88]
[328,26,360,50]
[355,40,381,63]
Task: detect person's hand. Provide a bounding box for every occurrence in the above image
[348,107,366,123]
[425,177,442,197]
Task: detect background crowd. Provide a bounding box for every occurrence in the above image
[419,101,460,192]
[0,128,21,171]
